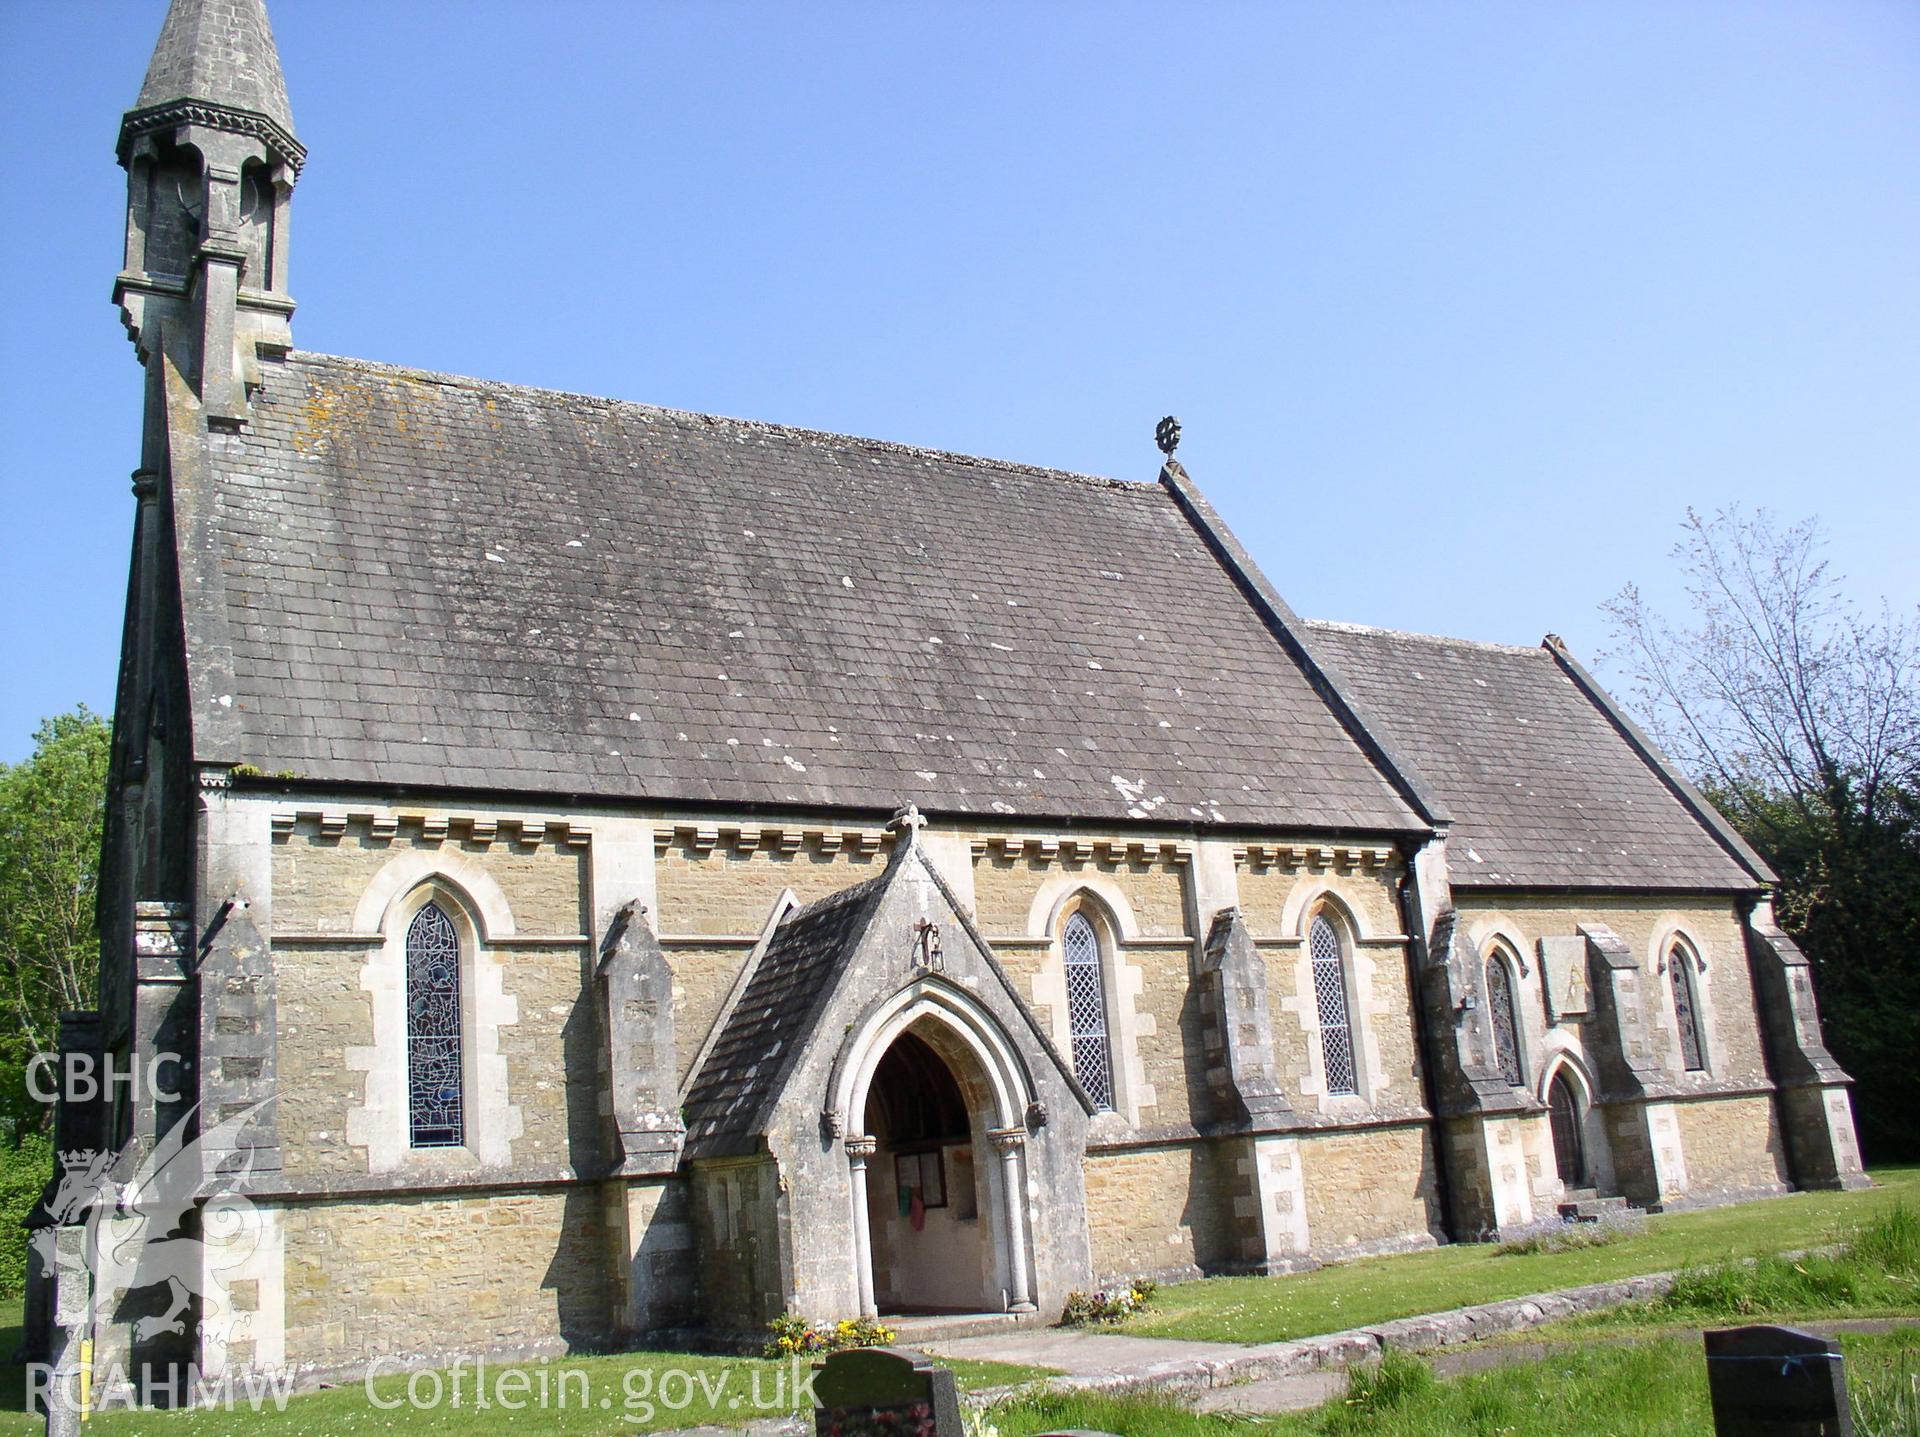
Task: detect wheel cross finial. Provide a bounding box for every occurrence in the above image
[1155,415,1181,456]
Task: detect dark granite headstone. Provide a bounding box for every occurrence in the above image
[813,1348,961,1437]
[1704,1325,1852,1437]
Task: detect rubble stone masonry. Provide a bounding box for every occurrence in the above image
[243,804,1829,1376]
[280,1189,615,1373]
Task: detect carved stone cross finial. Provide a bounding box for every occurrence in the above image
[889,803,928,845]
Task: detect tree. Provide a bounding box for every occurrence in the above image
[0,707,111,1140]
[1605,507,1920,1162]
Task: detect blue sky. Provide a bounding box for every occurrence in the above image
[2,1,1915,763]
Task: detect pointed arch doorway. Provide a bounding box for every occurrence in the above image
[1548,1069,1587,1188]
[838,990,1040,1318]
[861,1030,991,1313]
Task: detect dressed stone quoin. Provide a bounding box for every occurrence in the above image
[28,0,1866,1396]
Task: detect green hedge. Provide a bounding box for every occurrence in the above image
[0,1135,50,1299]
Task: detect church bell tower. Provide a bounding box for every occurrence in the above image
[115,0,302,427]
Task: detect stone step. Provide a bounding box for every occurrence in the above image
[1557,1192,1639,1222]
[885,1310,1042,1345]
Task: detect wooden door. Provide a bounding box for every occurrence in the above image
[1549,1071,1586,1187]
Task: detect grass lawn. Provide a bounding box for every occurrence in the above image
[1491,1199,1920,1342]
[0,1302,27,1429]
[986,1327,1920,1437]
[1125,1165,1920,1345]
[1,1170,1911,1433]
[0,1301,1050,1437]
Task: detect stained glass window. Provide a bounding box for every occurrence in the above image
[1063,912,1114,1110]
[1310,915,1357,1096]
[1669,944,1706,1072]
[406,901,465,1147]
[1486,953,1524,1086]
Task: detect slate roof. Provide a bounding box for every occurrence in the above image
[680,876,887,1158]
[186,352,1424,831]
[1302,621,1763,891]
[132,0,293,134]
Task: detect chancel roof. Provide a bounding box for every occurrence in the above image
[181,352,1425,831]
[1302,621,1765,891]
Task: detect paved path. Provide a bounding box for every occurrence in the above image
[912,1257,1920,1420]
[918,1270,1681,1398]
[919,1328,1237,1378]
[696,1301,1916,1437]
[1194,1368,1348,1414]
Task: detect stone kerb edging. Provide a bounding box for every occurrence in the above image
[971,1270,1682,1406]
[663,1253,1864,1437]
[699,1269,1684,1437]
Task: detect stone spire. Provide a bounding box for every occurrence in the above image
[130,0,297,144]
[116,0,304,427]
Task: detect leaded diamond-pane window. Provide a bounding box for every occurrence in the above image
[1310,915,1357,1096]
[1669,945,1706,1073]
[1487,956,1524,1086]
[1063,913,1114,1110]
[407,901,465,1147]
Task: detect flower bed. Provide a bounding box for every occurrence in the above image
[764,1313,898,1358]
[1060,1280,1157,1326]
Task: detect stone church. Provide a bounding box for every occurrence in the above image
[35,0,1864,1393]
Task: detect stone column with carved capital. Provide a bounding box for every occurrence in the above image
[987,1127,1035,1311]
[844,1136,879,1318]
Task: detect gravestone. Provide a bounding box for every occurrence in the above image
[1704,1325,1852,1437]
[813,1347,961,1437]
